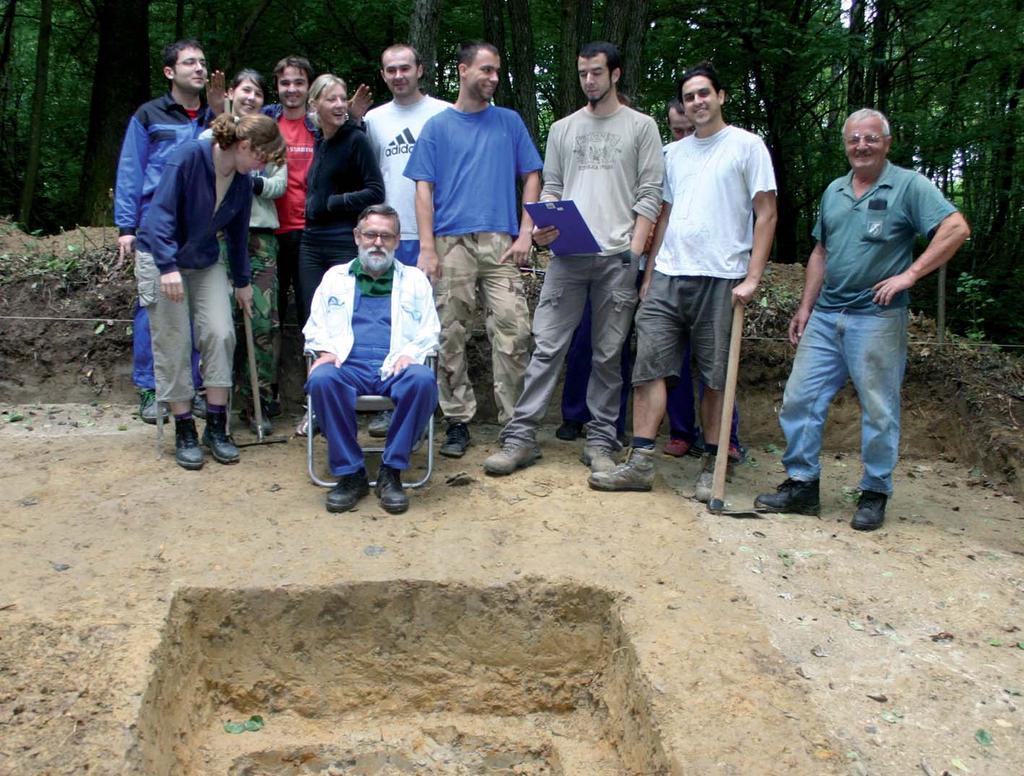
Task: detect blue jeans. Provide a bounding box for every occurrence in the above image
[779,307,908,495]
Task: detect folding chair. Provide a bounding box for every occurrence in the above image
[305,355,436,489]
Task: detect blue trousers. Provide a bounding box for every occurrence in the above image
[306,360,438,476]
[780,307,907,495]
[561,296,741,447]
[132,303,201,391]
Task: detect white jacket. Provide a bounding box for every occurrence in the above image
[303,260,440,378]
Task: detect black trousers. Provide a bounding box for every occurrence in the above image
[297,231,357,328]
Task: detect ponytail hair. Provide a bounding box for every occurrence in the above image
[210,112,286,165]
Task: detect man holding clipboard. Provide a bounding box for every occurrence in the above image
[484,41,663,477]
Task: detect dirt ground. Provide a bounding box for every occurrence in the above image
[0,400,1022,775]
[1,221,1023,774]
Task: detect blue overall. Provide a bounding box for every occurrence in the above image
[306,292,437,475]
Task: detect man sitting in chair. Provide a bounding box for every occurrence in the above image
[304,204,440,514]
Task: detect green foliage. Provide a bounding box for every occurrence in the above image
[2,0,1022,342]
[956,272,996,342]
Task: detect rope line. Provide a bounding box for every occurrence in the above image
[2,313,1023,350]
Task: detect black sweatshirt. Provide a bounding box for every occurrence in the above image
[303,123,385,245]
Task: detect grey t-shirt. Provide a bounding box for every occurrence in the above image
[813,161,957,311]
[541,105,663,255]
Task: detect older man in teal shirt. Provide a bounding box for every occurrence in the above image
[755,109,970,530]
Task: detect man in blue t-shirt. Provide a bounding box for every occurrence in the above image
[404,40,542,458]
[755,109,970,531]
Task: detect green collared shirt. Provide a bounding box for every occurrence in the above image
[812,161,956,311]
[349,259,394,296]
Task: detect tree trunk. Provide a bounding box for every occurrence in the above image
[602,0,649,103]
[481,0,513,107]
[846,0,866,110]
[410,0,442,95]
[506,0,538,140]
[175,0,184,39]
[223,0,275,77]
[0,0,16,88]
[865,0,891,112]
[18,0,53,226]
[555,0,591,118]
[77,0,150,226]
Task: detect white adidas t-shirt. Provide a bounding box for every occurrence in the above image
[364,95,450,240]
[655,124,776,279]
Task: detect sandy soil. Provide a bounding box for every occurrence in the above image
[1,401,1021,775]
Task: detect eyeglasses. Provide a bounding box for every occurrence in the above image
[357,229,398,244]
[845,133,885,146]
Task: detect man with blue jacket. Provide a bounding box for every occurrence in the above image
[115,39,213,424]
[304,205,440,515]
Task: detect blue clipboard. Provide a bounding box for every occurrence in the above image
[525,200,602,256]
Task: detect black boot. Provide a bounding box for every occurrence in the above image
[439,421,471,458]
[851,490,887,531]
[174,418,204,471]
[754,478,820,515]
[375,465,409,514]
[202,411,240,464]
[326,469,370,513]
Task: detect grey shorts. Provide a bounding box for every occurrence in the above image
[632,272,738,391]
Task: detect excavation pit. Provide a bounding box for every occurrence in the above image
[132,580,670,775]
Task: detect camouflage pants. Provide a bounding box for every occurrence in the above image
[220,230,280,402]
[434,232,531,424]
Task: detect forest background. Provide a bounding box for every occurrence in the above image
[0,0,1021,344]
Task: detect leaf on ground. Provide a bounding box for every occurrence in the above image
[763,443,781,455]
[988,638,1002,647]
[880,710,902,724]
[224,715,264,734]
[950,757,970,772]
[974,729,993,746]
[244,715,264,731]
[778,550,795,567]
[6,412,24,422]
[848,619,865,631]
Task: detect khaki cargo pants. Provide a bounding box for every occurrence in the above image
[434,232,531,424]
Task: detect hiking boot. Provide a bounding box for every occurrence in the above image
[375,465,409,514]
[239,406,273,437]
[754,478,820,515]
[138,389,167,425]
[483,441,542,475]
[440,421,471,458]
[694,453,733,503]
[202,412,240,464]
[326,469,370,513]
[191,393,208,419]
[264,392,282,418]
[555,419,585,441]
[663,437,692,458]
[851,490,887,531]
[581,445,618,474]
[174,418,204,470]
[588,447,655,491]
[368,409,392,439]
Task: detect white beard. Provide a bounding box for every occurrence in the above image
[359,246,395,275]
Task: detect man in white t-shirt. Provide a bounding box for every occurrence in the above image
[350,44,448,438]
[589,61,777,500]
[357,44,449,268]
